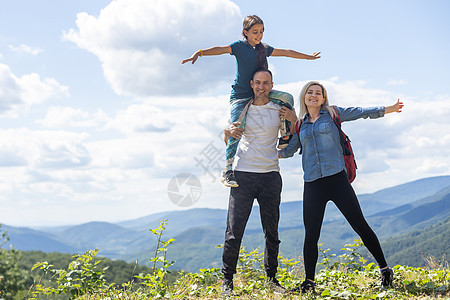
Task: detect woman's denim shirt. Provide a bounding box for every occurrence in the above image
[280,106,385,182]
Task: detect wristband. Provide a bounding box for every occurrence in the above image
[198,49,203,56]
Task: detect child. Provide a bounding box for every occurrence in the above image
[182,15,320,187]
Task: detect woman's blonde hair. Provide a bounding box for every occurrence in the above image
[299,81,337,120]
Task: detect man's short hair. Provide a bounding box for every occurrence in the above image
[253,68,273,81]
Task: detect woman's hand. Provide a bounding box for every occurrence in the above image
[385,99,404,114]
[279,107,298,123]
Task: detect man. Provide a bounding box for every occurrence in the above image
[221,68,292,296]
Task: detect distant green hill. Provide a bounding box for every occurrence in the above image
[382,216,450,267]
[3,226,76,253]
[2,175,450,272]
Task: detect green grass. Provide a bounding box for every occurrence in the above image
[24,222,450,299]
[28,251,449,299]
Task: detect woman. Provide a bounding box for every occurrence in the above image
[279,81,404,294]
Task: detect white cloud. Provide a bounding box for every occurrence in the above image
[0,64,22,111]
[87,137,155,170]
[38,107,109,128]
[0,149,28,167]
[0,63,69,114]
[0,129,91,171]
[103,95,229,177]
[105,104,173,134]
[34,141,91,170]
[8,44,44,55]
[63,0,241,97]
[19,74,69,105]
[387,79,407,85]
[323,78,393,107]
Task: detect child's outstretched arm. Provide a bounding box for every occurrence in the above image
[181,46,232,64]
[271,48,321,60]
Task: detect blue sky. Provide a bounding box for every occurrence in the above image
[0,0,449,227]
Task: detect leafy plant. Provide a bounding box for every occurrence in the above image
[319,239,367,272]
[135,219,175,298]
[277,254,302,288]
[339,239,368,271]
[318,242,337,269]
[30,249,112,299]
[0,224,28,300]
[23,222,450,299]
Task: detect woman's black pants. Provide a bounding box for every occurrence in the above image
[303,171,388,280]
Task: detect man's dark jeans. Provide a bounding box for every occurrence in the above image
[221,171,282,279]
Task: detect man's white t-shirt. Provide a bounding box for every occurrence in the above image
[234,101,281,173]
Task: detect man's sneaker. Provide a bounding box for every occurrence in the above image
[381,267,394,290]
[277,135,292,149]
[222,278,234,296]
[290,279,316,294]
[266,277,286,294]
[221,170,238,187]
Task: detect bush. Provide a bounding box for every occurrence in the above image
[0,225,28,300]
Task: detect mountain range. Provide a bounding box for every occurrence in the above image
[2,175,450,272]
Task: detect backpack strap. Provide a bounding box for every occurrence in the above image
[331,106,351,156]
[295,119,304,155]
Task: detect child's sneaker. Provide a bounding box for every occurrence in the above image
[381,267,393,290]
[221,170,238,187]
[277,135,292,149]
